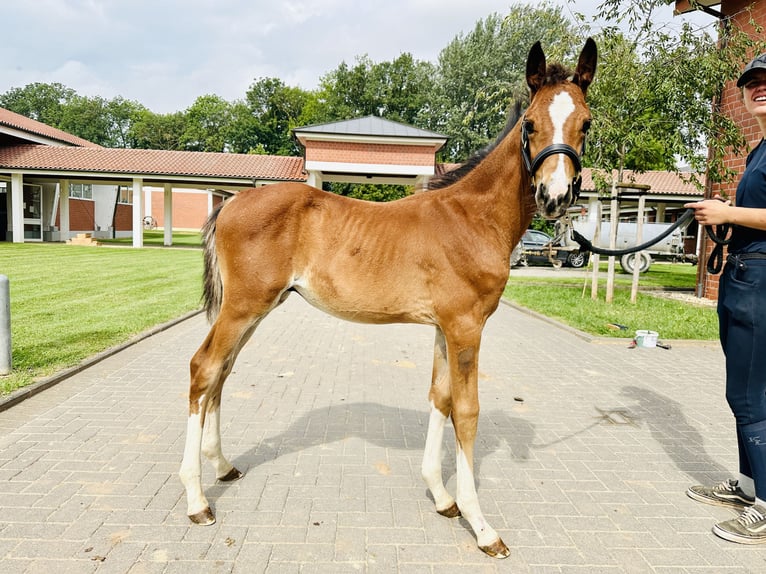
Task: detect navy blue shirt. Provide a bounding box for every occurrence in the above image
[730,138,766,254]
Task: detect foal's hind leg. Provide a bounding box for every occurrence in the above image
[201,392,244,482]
[179,310,261,525]
[422,327,460,518]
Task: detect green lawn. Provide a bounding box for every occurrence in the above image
[98,230,203,247]
[504,263,718,340]
[0,243,204,395]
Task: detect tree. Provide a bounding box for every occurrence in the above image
[179,94,234,152]
[232,78,317,155]
[582,0,766,186]
[427,5,580,161]
[0,82,76,127]
[127,109,187,150]
[317,53,435,126]
[369,54,435,125]
[105,97,146,148]
[58,95,114,146]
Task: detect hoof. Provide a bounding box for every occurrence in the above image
[480,538,510,559]
[218,467,244,482]
[188,507,216,525]
[437,502,461,518]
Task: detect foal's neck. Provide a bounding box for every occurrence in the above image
[450,124,537,251]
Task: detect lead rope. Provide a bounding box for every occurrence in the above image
[570,208,696,258]
[569,207,733,275]
[704,222,734,275]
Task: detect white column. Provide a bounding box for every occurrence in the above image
[132,177,144,248]
[10,173,23,243]
[656,203,666,223]
[208,190,214,215]
[587,197,600,222]
[306,170,323,189]
[414,174,431,191]
[164,183,173,246]
[59,179,70,241]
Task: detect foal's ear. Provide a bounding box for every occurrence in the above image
[573,37,598,96]
[526,41,546,97]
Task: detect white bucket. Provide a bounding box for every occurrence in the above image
[635,330,658,348]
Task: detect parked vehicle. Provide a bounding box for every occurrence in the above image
[511,229,589,269]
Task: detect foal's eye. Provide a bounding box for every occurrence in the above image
[523,120,535,134]
[582,120,591,134]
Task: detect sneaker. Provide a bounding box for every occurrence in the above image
[686,478,755,510]
[713,505,766,544]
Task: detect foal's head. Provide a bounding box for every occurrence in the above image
[522,39,597,219]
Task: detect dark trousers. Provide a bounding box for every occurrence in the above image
[719,255,766,500]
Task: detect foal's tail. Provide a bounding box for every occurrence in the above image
[201,204,224,322]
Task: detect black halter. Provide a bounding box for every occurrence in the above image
[520,117,585,201]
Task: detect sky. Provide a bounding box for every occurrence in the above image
[0,0,717,115]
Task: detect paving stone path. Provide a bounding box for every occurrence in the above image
[1,296,764,573]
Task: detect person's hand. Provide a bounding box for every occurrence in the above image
[684,197,732,226]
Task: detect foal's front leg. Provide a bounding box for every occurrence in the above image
[448,337,509,559]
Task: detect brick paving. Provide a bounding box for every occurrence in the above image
[1,295,765,573]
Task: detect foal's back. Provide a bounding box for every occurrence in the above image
[213,182,510,326]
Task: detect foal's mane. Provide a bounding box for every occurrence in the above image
[428,62,572,191]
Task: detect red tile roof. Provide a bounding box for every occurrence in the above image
[0,108,100,148]
[0,144,307,181]
[581,168,704,196]
[436,162,703,197]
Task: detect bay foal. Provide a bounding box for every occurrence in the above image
[180,39,597,558]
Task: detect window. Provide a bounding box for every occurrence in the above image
[118,186,133,205]
[69,183,93,199]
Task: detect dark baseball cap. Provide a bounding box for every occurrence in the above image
[737,53,766,87]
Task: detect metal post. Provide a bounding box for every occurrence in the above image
[0,275,11,375]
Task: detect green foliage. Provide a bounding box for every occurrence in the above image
[581,0,766,186]
[426,5,579,161]
[0,83,147,148]
[235,77,319,155]
[128,108,188,150]
[180,94,234,152]
[0,244,203,395]
[528,214,556,236]
[326,183,412,202]
[317,53,435,127]
[0,82,75,126]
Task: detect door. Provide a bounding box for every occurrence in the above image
[23,184,43,241]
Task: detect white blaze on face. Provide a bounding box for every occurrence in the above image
[546,91,576,198]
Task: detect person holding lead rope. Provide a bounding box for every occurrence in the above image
[684,52,766,544]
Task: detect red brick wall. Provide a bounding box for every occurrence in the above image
[55,198,95,232]
[700,0,766,299]
[305,141,436,166]
[114,203,132,231]
[149,191,210,230]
